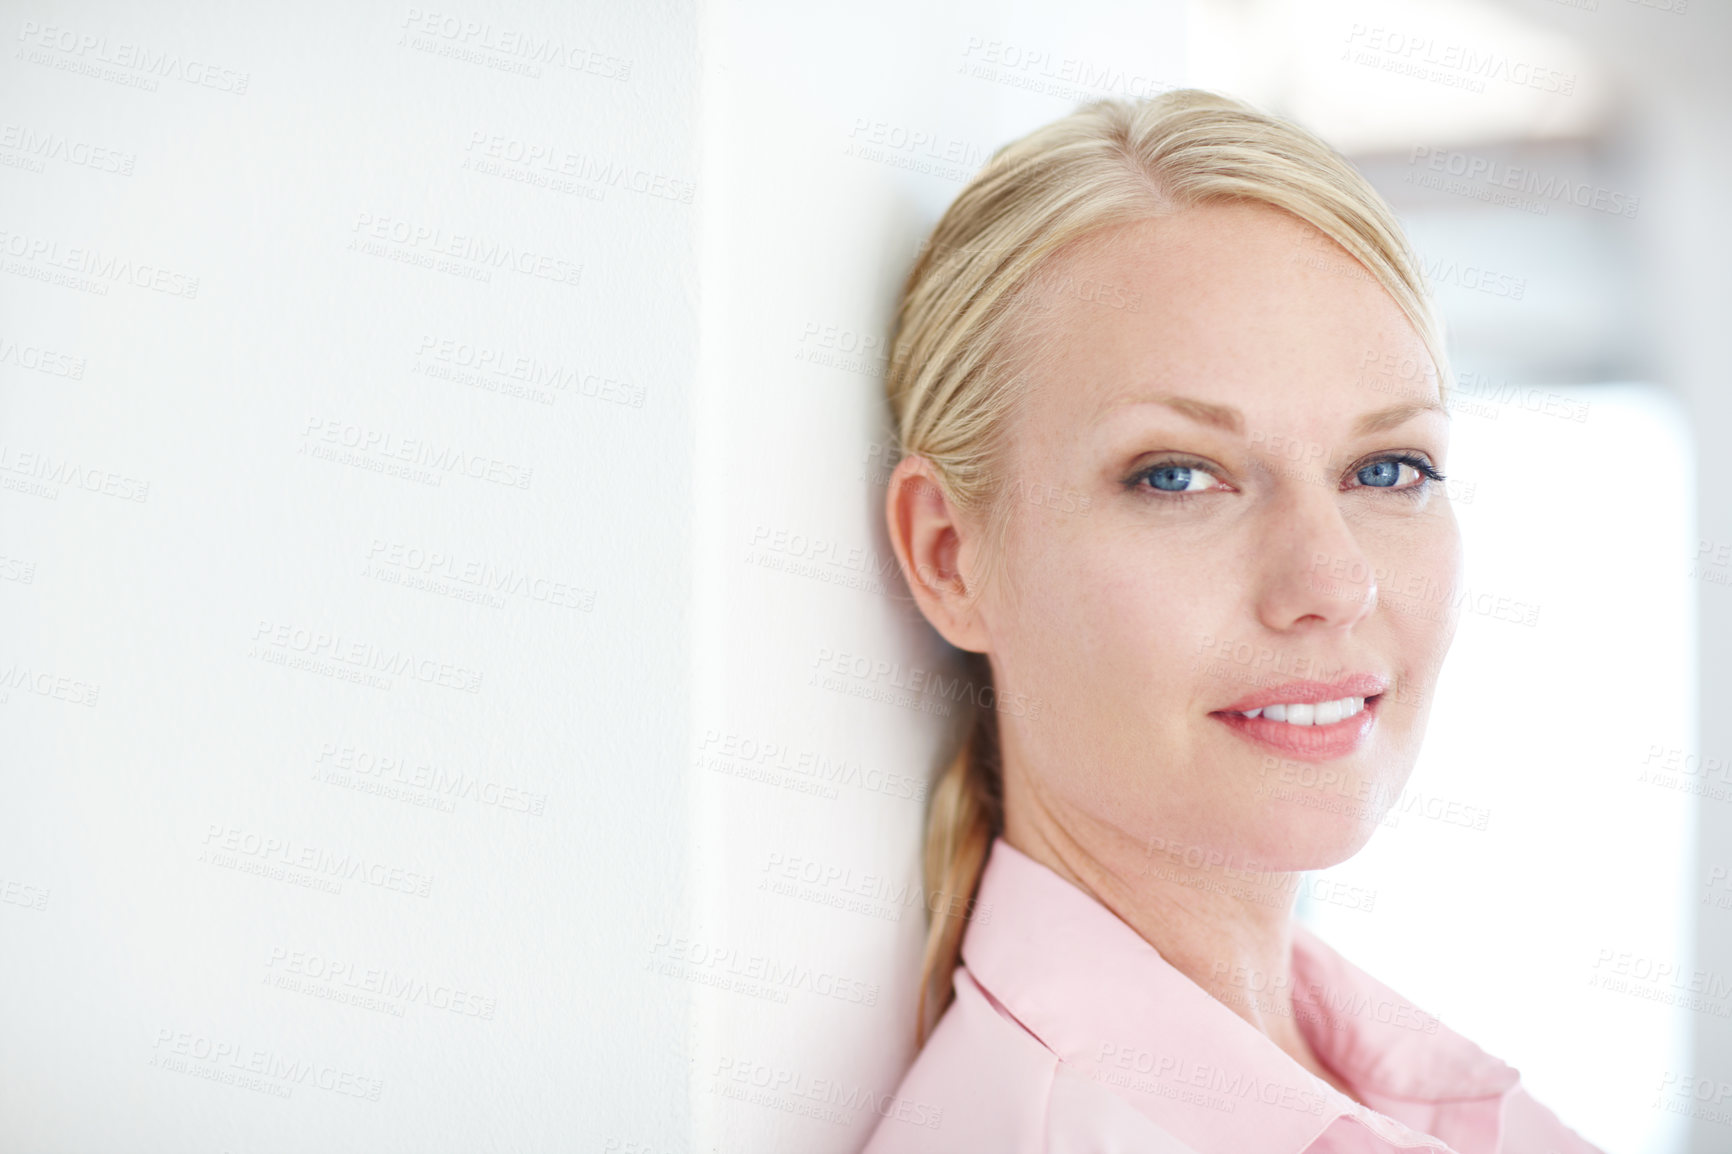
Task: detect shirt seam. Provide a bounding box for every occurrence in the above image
[973,971,1064,1057]
[1306,1110,1462,1153]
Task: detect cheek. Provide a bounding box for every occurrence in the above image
[1094,539,1228,665]
[1364,509,1463,737]
[1005,516,1225,694]
[1381,510,1463,653]
[995,521,1222,827]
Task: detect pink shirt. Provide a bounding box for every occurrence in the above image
[861,838,1603,1154]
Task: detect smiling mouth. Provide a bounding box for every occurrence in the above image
[1229,694,1375,726]
[1208,693,1383,761]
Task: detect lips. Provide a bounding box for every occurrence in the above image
[1216,674,1389,714]
[1209,675,1387,762]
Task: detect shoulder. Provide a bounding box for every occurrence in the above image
[860,968,1209,1154]
[857,968,1059,1154]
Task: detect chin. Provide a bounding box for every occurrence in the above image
[1238,760,1408,872]
[1287,811,1387,872]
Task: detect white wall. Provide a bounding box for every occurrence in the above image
[1,2,699,1149]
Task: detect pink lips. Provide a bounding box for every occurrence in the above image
[1210,675,1387,762]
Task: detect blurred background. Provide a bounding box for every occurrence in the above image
[1,1,1725,1152]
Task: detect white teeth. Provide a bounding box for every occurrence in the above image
[1240,696,1365,725]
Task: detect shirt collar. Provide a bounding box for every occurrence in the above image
[959,837,1520,1153]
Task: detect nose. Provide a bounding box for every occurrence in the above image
[1253,485,1378,634]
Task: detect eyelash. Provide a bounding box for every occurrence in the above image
[1125,453,1447,504]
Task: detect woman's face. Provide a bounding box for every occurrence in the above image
[928,201,1462,875]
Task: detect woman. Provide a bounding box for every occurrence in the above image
[861,90,1601,1154]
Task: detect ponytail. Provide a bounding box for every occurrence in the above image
[915,673,1002,1046]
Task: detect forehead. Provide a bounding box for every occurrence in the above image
[1011,202,1438,425]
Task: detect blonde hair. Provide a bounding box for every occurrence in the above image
[885,88,1452,1046]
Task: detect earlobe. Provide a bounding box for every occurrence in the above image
[885,455,992,654]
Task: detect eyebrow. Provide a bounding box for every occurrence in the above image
[1142,394,1447,437]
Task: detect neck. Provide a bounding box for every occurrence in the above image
[999,767,1361,1104]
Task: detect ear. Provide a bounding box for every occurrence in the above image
[884,454,995,654]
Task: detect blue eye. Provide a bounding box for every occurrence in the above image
[1352,454,1444,491]
[1149,466,1192,491]
[1140,463,1221,493]
[1357,460,1404,487]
